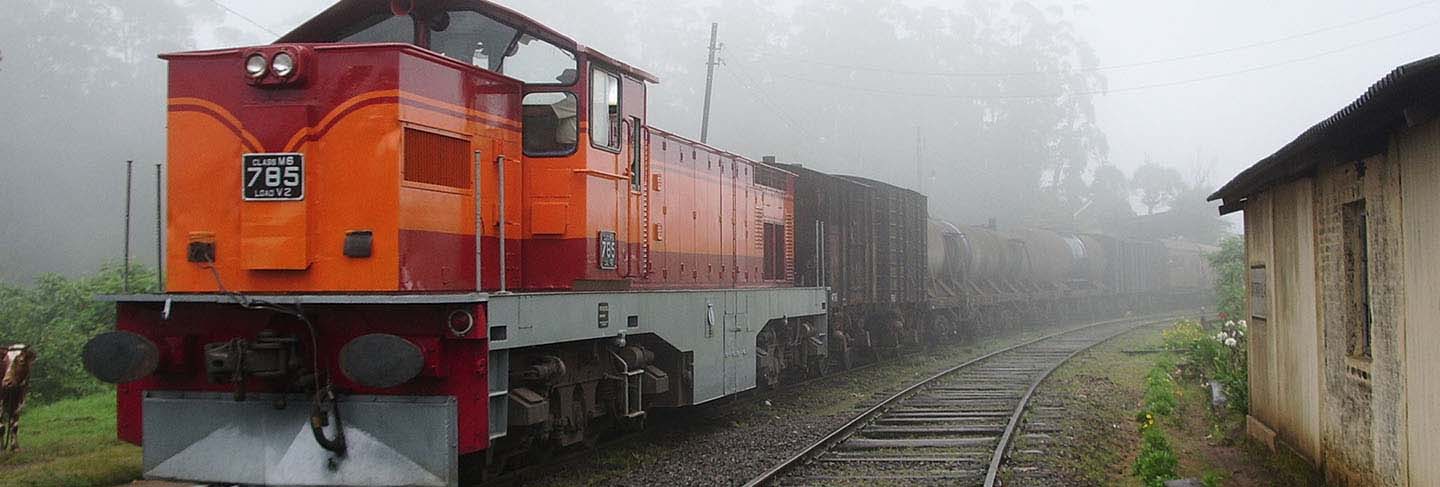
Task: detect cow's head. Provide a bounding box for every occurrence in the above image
[2,345,35,388]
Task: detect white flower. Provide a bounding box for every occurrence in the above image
[1225,337,1238,347]
[1215,332,1229,341]
[1237,319,1247,328]
[1226,320,1236,328]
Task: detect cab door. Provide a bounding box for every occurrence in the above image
[626,116,649,278]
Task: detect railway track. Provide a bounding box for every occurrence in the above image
[742,313,1181,487]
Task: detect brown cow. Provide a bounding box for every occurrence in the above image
[1,344,36,452]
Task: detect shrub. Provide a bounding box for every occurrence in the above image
[0,263,155,403]
[1162,318,1249,415]
[1207,236,1245,321]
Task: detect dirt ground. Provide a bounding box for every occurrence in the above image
[1000,323,1321,486]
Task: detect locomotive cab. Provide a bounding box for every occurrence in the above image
[163,0,663,294]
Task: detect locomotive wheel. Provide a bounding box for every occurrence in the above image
[812,353,831,377]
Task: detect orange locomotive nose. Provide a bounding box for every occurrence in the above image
[162,43,522,294]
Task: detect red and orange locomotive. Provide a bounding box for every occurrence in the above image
[84,1,827,485]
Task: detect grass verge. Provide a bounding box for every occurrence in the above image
[1133,360,1182,486]
[0,393,140,487]
[1003,321,1321,486]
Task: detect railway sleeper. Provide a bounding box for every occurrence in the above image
[837,437,997,449]
[860,425,1007,436]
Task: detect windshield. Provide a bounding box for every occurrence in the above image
[335,13,415,43]
[428,10,577,84]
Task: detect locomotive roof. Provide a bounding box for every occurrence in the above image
[278,0,659,83]
[1209,52,1440,214]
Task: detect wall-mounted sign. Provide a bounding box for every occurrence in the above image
[1250,265,1268,319]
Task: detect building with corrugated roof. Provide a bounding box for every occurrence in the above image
[1209,53,1440,486]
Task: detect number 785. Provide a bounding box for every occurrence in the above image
[247,166,301,187]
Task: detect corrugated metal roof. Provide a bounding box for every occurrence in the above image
[1209,53,1440,213]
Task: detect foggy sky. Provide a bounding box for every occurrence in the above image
[215,0,1440,184]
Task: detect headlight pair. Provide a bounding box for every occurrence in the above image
[245,52,296,79]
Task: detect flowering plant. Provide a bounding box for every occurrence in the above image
[1163,319,1249,414]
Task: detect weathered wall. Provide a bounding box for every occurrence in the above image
[1315,152,1407,487]
[1244,178,1322,462]
[1244,191,1277,433]
[1271,178,1323,460]
[1398,117,1440,487]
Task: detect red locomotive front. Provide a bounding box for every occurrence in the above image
[84,1,828,485]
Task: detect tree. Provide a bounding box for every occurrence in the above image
[0,1,223,283]
[1080,163,1135,232]
[0,264,157,403]
[1131,161,1185,215]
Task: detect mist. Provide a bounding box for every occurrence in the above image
[3,0,1436,283]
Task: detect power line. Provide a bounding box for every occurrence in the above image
[721,63,817,145]
[743,16,1440,100]
[734,0,1439,77]
[204,0,281,38]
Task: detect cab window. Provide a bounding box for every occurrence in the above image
[426,10,577,84]
[590,68,621,151]
[428,11,517,72]
[506,35,578,84]
[523,92,578,156]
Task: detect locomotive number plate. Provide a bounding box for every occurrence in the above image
[242,153,304,201]
[598,231,618,270]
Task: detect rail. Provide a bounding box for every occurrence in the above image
[741,312,1187,486]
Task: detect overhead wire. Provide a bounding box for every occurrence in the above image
[720,62,819,145]
[729,0,1440,77]
[204,0,282,38]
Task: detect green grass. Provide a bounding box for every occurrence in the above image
[0,393,140,487]
[1133,361,1181,487]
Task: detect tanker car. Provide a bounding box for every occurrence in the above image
[78,1,1211,485]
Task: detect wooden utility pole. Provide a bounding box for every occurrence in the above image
[700,23,720,143]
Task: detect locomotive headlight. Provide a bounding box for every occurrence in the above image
[244,54,267,78]
[271,52,296,77]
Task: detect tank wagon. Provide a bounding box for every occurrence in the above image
[78,1,1212,485]
[918,221,1209,334]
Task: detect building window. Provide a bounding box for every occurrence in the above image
[1343,199,1372,360]
[590,68,621,151]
